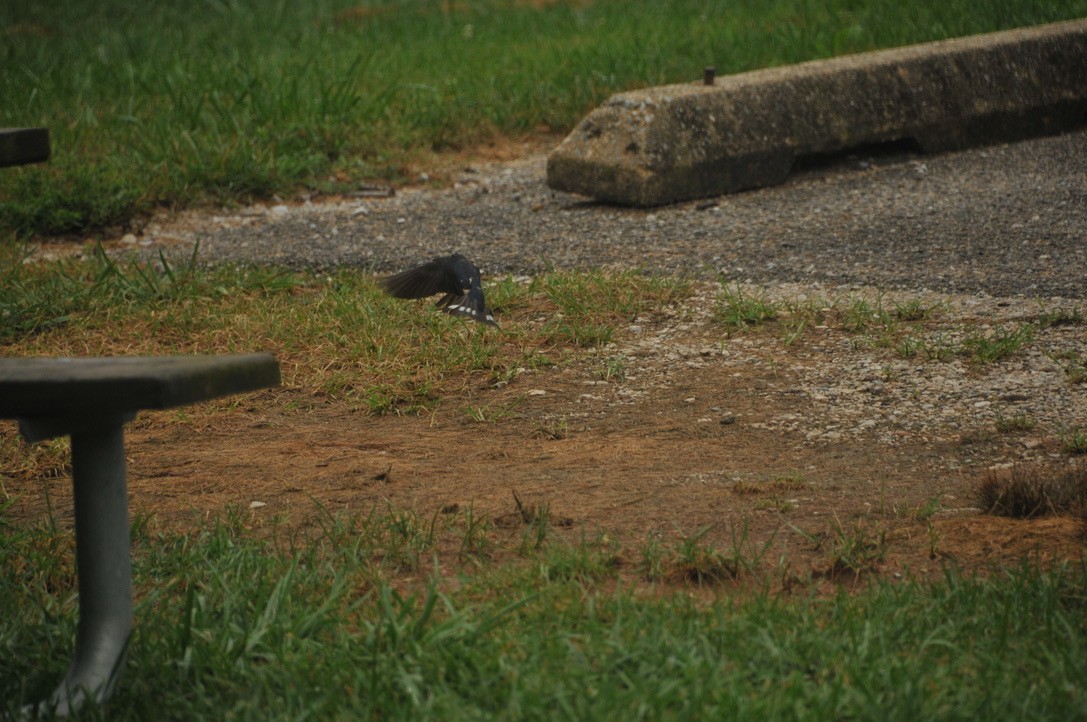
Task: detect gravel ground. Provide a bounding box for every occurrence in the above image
[100,127,1087,456]
[142,127,1087,300]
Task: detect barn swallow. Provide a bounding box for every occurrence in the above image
[381,253,498,326]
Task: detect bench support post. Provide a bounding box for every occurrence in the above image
[21,418,134,717]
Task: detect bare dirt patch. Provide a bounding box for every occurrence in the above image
[7,281,1085,589]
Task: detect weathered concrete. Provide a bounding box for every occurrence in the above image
[546,19,1087,206]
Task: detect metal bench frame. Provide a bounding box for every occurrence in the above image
[1,354,280,716]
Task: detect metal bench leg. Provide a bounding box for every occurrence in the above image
[36,422,133,716]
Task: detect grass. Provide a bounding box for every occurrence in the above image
[2,252,1086,716]
[977,464,1087,518]
[961,323,1036,364]
[3,0,1086,236]
[540,269,691,346]
[715,283,781,328]
[710,285,1073,369]
[0,246,685,419]
[1061,427,1087,455]
[4,509,1087,719]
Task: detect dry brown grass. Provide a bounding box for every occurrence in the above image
[977,463,1087,519]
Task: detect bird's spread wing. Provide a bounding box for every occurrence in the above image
[382,258,449,299]
[383,254,498,326]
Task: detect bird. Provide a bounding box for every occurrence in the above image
[381,253,498,327]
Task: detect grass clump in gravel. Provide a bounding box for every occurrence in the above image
[10,509,1087,718]
[1034,304,1085,328]
[714,283,781,329]
[5,0,1084,236]
[1060,427,1087,455]
[1049,350,1087,385]
[977,464,1087,518]
[960,323,1036,364]
[995,412,1037,433]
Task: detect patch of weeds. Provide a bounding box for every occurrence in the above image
[511,492,557,554]
[824,520,887,579]
[456,505,493,563]
[637,534,666,583]
[977,464,1087,518]
[0,432,71,482]
[671,525,743,585]
[921,333,958,361]
[913,496,942,522]
[1059,427,1087,455]
[1064,360,1087,385]
[732,472,809,496]
[925,521,945,561]
[714,283,780,329]
[754,496,799,513]
[483,275,535,315]
[893,298,938,322]
[533,416,569,440]
[360,382,436,416]
[668,521,768,586]
[596,355,627,382]
[378,506,440,572]
[535,532,621,584]
[543,269,690,325]
[780,316,808,346]
[1035,305,1084,328]
[961,323,1035,364]
[959,428,997,446]
[895,334,926,359]
[1049,351,1087,385]
[463,398,520,423]
[839,295,893,334]
[543,319,615,347]
[995,411,1036,433]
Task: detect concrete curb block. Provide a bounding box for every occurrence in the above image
[546,19,1087,206]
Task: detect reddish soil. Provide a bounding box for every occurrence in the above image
[7,308,1083,592]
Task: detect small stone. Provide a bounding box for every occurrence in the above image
[270,205,289,215]
[249,501,267,509]
[528,389,547,396]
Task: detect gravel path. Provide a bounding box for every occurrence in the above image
[170,128,1087,299]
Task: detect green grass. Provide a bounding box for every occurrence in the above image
[710,286,1065,367]
[3,0,1085,235]
[540,269,691,346]
[961,323,1036,364]
[715,283,781,328]
[0,245,687,416]
[3,511,1087,719]
[1061,427,1087,455]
